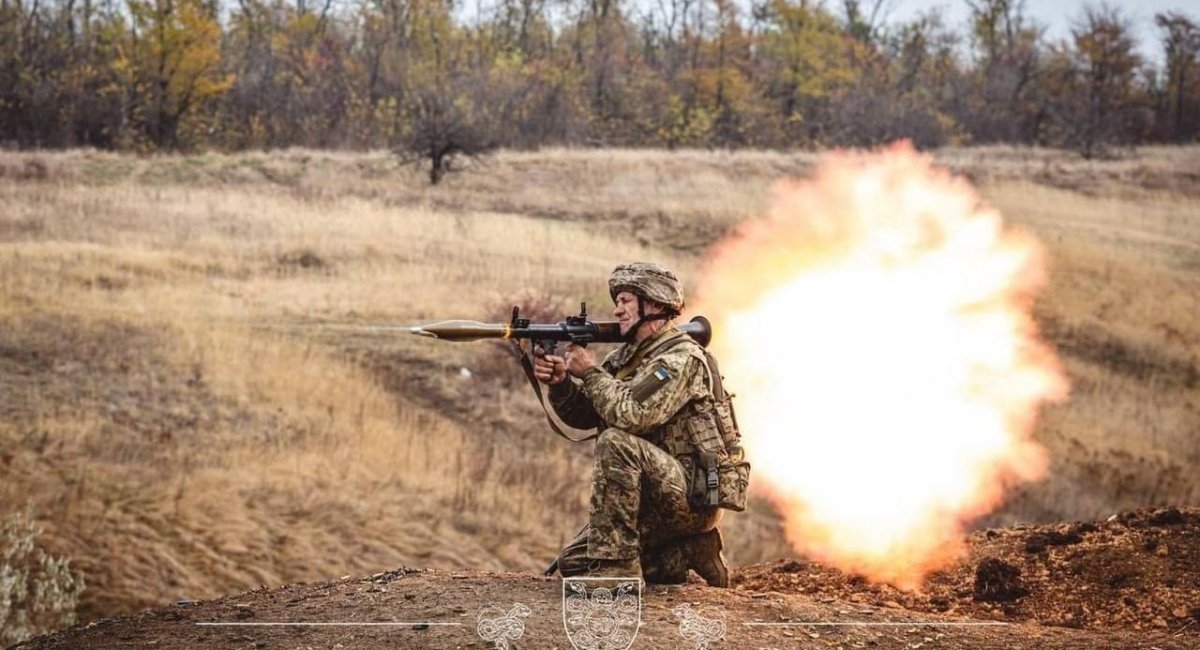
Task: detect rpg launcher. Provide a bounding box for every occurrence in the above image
[409,302,713,357]
[410,302,713,445]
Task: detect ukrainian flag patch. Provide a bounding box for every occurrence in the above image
[631,364,672,402]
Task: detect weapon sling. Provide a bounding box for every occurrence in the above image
[516,342,601,443]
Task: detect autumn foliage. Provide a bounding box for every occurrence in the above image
[0,0,1197,155]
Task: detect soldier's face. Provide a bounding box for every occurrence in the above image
[613,291,662,336]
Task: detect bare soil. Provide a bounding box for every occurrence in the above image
[16,508,1198,650]
[736,507,1200,636]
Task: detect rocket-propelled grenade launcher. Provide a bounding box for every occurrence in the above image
[410,303,715,464]
[410,302,712,357]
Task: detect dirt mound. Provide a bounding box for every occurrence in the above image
[17,568,1193,650]
[18,508,1200,650]
[735,507,1200,637]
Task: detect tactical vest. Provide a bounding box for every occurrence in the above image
[615,330,751,512]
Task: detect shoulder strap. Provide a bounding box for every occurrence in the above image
[615,328,690,380]
[654,335,725,400]
[701,349,727,401]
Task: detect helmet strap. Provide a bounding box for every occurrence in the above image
[624,295,677,342]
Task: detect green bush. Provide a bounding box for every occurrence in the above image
[1,508,86,645]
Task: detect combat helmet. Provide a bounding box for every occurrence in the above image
[608,262,685,315]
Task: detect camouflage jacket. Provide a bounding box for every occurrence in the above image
[547,324,711,439]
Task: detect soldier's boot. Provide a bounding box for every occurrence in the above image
[641,544,687,585]
[681,528,729,588]
[642,530,730,587]
[585,556,642,579]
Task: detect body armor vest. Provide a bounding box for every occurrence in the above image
[614,330,750,512]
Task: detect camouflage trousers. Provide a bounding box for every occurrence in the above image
[557,427,721,579]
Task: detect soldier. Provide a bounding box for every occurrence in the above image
[533,262,744,587]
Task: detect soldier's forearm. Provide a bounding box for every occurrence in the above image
[549,378,603,429]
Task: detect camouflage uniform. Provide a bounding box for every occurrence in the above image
[548,323,723,579]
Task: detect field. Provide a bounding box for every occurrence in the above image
[1,146,1197,630]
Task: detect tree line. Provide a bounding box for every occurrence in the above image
[2,0,1198,160]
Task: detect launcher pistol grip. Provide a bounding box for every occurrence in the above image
[534,339,558,358]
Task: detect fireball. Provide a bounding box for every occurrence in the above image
[691,142,1068,588]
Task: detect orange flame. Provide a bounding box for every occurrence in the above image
[690,142,1068,589]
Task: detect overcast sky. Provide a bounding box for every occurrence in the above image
[885,0,1195,65]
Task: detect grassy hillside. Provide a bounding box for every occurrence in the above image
[0,146,1196,623]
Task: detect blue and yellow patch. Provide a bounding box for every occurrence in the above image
[631,364,672,402]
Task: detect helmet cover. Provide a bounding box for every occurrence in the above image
[608,262,685,313]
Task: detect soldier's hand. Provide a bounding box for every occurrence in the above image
[533,353,567,385]
[564,343,598,378]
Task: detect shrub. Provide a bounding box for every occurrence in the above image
[0,157,53,182]
[1,507,86,645]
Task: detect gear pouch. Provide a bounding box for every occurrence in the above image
[712,398,741,449]
[683,408,725,454]
[716,446,750,512]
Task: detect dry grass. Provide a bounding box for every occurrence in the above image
[0,146,1196,624]
[0,175,686,619]
[979,181,1200,525]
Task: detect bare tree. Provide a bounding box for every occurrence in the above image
[1155,11,1200,141]
[841,0,891,44]
[394,75,502,185]
[1057,3,1145,157]
[963,0,1045,142]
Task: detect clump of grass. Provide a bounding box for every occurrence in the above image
[0,157,55,182]
[0,507,85,646]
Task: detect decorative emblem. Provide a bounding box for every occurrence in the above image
[476,603,531,650]
[562,578,642,650]
[672,603,727,650]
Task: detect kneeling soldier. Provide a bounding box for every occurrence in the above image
[534,262,749,586]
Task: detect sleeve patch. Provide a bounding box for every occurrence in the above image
[630,365,671,402]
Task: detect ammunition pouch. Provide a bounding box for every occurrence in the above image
[681,452,749,513]
[665,401,750,512]
[716,448,750,512]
